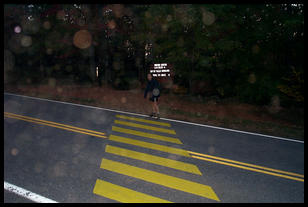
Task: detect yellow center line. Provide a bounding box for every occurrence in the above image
[4,112,106,136]
[114,120,176,135]
[4,114,107,139]
[115,114,171,127]
[191,155,304,182]
[188,151,304,179]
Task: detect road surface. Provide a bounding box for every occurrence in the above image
[4,92,304,203]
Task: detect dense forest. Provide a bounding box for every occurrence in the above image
[4,4,304,107]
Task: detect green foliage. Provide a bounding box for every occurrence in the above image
[277,66,304,104]
[4,4,304,107]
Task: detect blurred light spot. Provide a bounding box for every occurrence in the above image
[39,138,49,147]
[56,10,66,20]
[166,15,172,22]
[252,45,260,54]
[21,15,40,34]
[14,26,22,33]
[107,20,116,29]
[4,49,15,71]
[113,61,120,71]
[8,34,24,54]
[72,144,81,154]
[202,10,215,26]
[248,73,256,84]
[73,30,92,49]
[121,97,127,104]
[54,64,60,71]
[20,35,32,47]
[11,148,19,156]
[112,4,125,18]
[208,146,215,154]
[57,87,63,93]
[145,11,151,18]
[48,78,57,88]
[161,24,168,32]
[53,161,67,177]
[34,162,43,173]
[268,95,281,114]
[43,21,51,30]
[46,48,53,55]
[77,18,86,26]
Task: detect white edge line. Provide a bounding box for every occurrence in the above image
[4,92,304,144]
[4,181,58,203]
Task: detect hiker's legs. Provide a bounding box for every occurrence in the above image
[153,100,159,114]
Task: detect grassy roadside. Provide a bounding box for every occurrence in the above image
[4,84,304,141]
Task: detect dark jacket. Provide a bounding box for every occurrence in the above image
[144,79,160,98]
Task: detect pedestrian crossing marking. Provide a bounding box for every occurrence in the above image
[109,134,190,157]
[112,126,182,144]
[93,179,172,203]
[116,114,171,127]
[105,145,202,175]
[114,120,176,135]
[100,158,220,202]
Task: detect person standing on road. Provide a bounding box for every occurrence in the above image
[144,73,160,119]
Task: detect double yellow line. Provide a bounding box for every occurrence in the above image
[4,112,107,139]
[189,151,304,182]
[4,111,304,183]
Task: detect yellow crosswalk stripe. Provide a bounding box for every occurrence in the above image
[116,114,171,127]
[105,145,202,175]
[93,179,172,203]
[112,126,182,144]
[100,159,220,202]
[114,120,176,135]
[109,135,190,157]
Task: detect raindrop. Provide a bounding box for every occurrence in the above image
[248,73,256,84]
[166,15,172,22]
[145,11,151,18]
[57,87,63,93]
[48,78,57,88]
[252,45,260,54]
[107,20,116,29]
[56,10,66,20]
[112,4,125,18]
[11,148,19,156]
[46,48,53,55]
[161,24,168,32]
[53,161,67,177]
[34,162,44,173]
[73,30,92,49]
[14,25,22,33]
[20,35,32,47]
[208,146,215,154]
[4,49,15,71]
[43,21,51,30]
[120,97,127,104]
[202,9,215,26]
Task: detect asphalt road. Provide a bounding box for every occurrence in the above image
[4,92,304,203]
